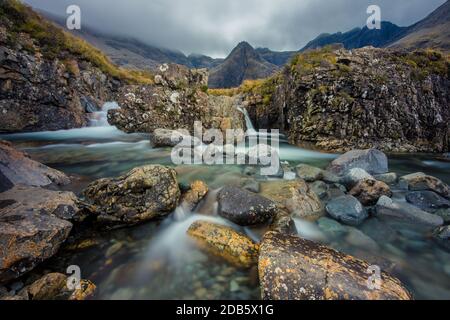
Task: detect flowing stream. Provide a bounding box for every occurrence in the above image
[1,103,450,300]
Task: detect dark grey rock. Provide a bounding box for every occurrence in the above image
[328,149,388,176]
[405,191,450,212]
[326,195,368,226]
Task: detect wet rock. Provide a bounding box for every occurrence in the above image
[345,228,380,252]
[309,181,329,199]
[24,273,67,300]
[150,129,185,148]
[180,180,209,211]
[187,220,259,268]
[68,280,96,300]
[270,210,298,235]
[374,173,398,185]
[432,226,450,252]
[0,140,70,190]
[435,208,450,223]
[340,168,374,189]
[218,186,277,226]
[326,195,368,226]
[399,173,450,199]
[317,217,348,238]
[260,180,324,221]
[83,165,181,226]
[328,149,388,176]
[0,186,74,284]
[349,179,392,206]
[296,164,339,183]
[405,191,450,212]
[258,232,412,300]
[360,218,398,243]
[375,196,444,227]
[239,178,260,193]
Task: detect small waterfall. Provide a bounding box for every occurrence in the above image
[237,107,256,134]
[89,102,120,127]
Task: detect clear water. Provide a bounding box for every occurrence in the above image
[1,104,449,300]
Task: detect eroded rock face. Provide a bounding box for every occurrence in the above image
[350,179,392,206]
[187,220,259,268]
[328,149,388,176]
[218,186,277,226]
[0,140,70,191]
[258,232,413,300]
[399,173,450,199]
[83,165,180,225]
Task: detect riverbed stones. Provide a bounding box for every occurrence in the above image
[260,180,324,221]
[180,180,209,211]
[405,191,450,212]
[349,179,392,206]
[374,173,398,185]
[187,221,259,268]
[258,232,413,300]
[432,226,450,252]
[399,173,450,199]
[269,210,298,235]
[217,186,277,226]
[326,195,368,226]
[328,149,388,176]
[375,196,444,227]
[341,168,374,189]
[83,165,181,225]
[296,164,339,183]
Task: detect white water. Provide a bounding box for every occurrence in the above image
[89,102,120,127]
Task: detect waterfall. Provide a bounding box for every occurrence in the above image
[89,102,120,127]
[237,107,256,134]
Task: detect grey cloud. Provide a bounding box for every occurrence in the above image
[23,0,446,57]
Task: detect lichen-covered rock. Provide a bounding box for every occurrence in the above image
[83,165,180,225]
[0,140,70,191]
[399,173,450,199]
[405,191,450,212]
[150,129,185,148]
[180,180,209,211]
[328,149,388,176]
[260,180,324,221]
[218,186,277,226]
[23,273,67,300]
[187,220,259,268]
[340,168,374,189]
[350,179,392,206]
[326,195,368,226]
[258,232,413,300]
[68,280,96,301]
[269,210,298,235]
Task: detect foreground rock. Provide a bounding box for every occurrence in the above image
[218,186,277,226]
[328,149,388,176]
[326,195,368,226]
[259,232,412,300]
[187,221,259,268]
[375,196,444,227]
[0,140,70,192]
[83,165,180,226]
[0,186,76,284]
[399,173,450,199]
[260,180,324,221]
[405,191,450,212]
[350,179,392,206]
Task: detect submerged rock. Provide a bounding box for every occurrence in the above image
[258,232,412,300]
[405,191,450,212]
[432,226,450,252]
[260,180,324,221]
[399,173,450,199]
[326,195,368,226]
[328,149,388,176]
[375,196,444,227]
[83,165,181,226]
[350,179,392,206]
[218,186,277,226]
[187,220,259,268]
[309,181,329,199]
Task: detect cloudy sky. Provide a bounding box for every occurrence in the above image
[24,0,446,57]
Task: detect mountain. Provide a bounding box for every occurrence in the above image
[301,21,409,51]
[187,53,224,69]
[255,48,297,66]
[388,0,450,52]
[208,42,278,88]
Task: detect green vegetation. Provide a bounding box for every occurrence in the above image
[0,0,153,84]
[289,46,338,75]
[394,49,450,81]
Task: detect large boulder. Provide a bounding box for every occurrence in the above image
[260,180,324,221]
[326,195,368,226]
[328,149,388,176]
[258,232,412,300]
[83,165,181,225]
[405,191,450,213]
[217,186,277,226]
[0,140,70,191]
[375,196,444,227]
[349,179,392,206]
[399,173,450,199]
[187,220,259,268]
[0,186,76,284]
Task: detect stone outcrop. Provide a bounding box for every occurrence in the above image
[258,232,413,300]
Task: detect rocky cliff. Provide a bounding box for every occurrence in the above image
[245,46,450,153]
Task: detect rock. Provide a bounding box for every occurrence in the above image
[239,178,260,193]
[328,149,388,176]
[0,140,70,191]
[187,221,259,268]
[83,165,181,226]
[150,129,185,148]
[260,180,324,221]
[399,173,450,199]
[180,180,209,211]
[435,208,450,223]
[258,232,412,300]
[375,196,444,227]
[405,191,450,212]
[349,179,392,206]
[326,195,368,226]
[296,164,339,183]
[0,186,74,284]
[345,228,380,252]
[68,280,96,300]
[432,226,450,252]
[360,218,398,243]
[309,181,329,199]
[269,210,298,235]
[317,217,349,238]
[374,173,398,185]
[340,168,374,189]
[24,273,67,300]
[217,186,277,226]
